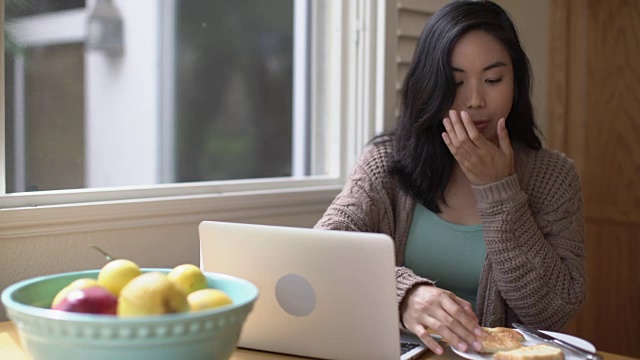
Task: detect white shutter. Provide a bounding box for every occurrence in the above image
[394,0,449,121]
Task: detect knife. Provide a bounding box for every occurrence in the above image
[512,323,602,360]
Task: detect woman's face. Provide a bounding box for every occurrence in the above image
[450,30,514,143]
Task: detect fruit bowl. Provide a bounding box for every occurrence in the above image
[1,268,258,360]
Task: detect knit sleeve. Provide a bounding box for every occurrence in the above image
[472,153,586,330]
[313,146,388,233]
[314,141,435,306]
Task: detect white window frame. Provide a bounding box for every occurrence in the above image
[0,0,392,237]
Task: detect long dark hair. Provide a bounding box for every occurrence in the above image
[390,0,542,213]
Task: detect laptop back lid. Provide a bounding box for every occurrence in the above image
[199,221,401,360]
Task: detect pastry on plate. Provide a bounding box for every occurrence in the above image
[478,327,526,354]
[493,344,565,360]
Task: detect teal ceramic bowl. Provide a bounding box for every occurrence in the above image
[1,268,258,360]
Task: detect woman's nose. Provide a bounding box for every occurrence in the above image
[465,85,485,109]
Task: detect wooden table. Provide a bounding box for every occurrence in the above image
[1,321,635,360]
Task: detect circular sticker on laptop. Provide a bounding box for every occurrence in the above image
[275,273,316,316]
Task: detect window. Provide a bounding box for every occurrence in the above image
[1,0,386,212]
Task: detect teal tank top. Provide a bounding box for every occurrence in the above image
[404,203,486,310]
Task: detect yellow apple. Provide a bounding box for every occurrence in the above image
[97,259,141,296]
[167,264,207,295]
[117,272,189,317]
[187,288,233,311]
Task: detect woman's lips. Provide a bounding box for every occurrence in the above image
[473,120,490,131]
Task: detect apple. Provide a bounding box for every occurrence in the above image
[167,264,207,295]
[117,272,189,317]
[187,288,232,311]
[97,259,141,296]
[52,286,118,315]
[51,278,101,308]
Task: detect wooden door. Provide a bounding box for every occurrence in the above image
[548,0,640,357]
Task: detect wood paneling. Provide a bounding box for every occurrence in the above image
[585,0,640,219]
[578,222,640,354]
[547,0,570,152]
[547,0,570,151]
[550,0,640,357]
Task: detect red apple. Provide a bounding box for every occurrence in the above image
[52,286,118,315]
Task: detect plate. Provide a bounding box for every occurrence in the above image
[450,330,596,360]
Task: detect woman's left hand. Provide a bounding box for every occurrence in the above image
[442,110,515,186]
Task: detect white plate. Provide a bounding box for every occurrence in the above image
[450,330,596,360]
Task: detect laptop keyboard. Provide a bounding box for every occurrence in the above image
[400,342,420,355]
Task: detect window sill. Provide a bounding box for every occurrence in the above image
[0,185,341,239]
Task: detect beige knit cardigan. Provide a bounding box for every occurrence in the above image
[314,137,586,330]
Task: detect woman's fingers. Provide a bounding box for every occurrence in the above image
[413,325,444,355]
[441,298,483,349]
[452,296,479,323]
[443,110,486,163]
[442,110,515,185]
[448,110,473,145]
[443,117,460,148]
[423,311,478,353]
[401,286,483,353]
[497,117,513,158]
[440,295,482,350]
[459,110,489,150]
[443,116,472,161]
[415,291,481,352]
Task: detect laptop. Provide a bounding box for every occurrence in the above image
[199,221,429,360]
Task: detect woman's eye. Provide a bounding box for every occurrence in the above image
[454,81,464,87]
[486,78,503,84]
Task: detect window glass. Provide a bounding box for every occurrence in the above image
[174,1,294,182]
[4,0,315,193]
[5,44,85,192]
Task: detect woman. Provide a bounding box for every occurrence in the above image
[315,0,586,355]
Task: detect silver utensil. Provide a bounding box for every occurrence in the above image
[512,323,602,360]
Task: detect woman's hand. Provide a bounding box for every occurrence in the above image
[400,285,484,354]
[442,110,515,186]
